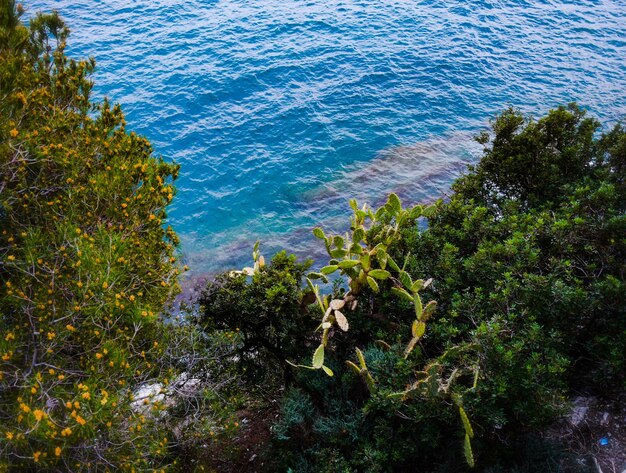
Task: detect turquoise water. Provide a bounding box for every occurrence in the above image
[27,0,626,272]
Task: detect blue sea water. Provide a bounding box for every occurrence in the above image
[27,0,626,273]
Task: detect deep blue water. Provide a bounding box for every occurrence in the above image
[27,0,626,273]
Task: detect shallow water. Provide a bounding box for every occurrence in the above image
[27,0,626,272]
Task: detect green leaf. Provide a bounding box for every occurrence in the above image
[355,348,367,370]
[345,360,361,375]
[361,253,371,271]
[409,204,423,219]
[313,227,326,240]
[414,293,423,320]
[320,265,338,275]
[367,276,379,292]
[411,279,424,292]
[412,320,426,338]
[307,272,328,283]
[399,270,412,290]
[387,256,400,272]
[349,198,358,211]
[333,235,344,249]
[387,193,402,214]
[322,365,334,377]
[422,300,437,320]
[338,259,360,269]
[312,344,325,369]
[330,248,348,259]
[376,249,388,269]
[472,368,479,389]
[464,433,475,468]
[422,204,437,218]
[353,228,365,243]
[369,269,390,280]
[363,370,376,392]
[349,243,363,254]
[391,287,414,302]
[459,406,474,439]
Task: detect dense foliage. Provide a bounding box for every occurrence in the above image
[201,105,625,472]
[406,104,625,415]
[0,4,186,470]
[2,3,624,471]
[199,249,315,387]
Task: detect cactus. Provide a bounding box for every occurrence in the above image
[289,194,478,467]
[345,348,376,392]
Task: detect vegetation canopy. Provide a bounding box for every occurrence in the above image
[1,3,183,470]
[1,2,625,472]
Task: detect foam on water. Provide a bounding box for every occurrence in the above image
[26,0,626,273]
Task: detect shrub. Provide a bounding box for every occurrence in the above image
[238,105,624,472]
[0,4,183,469]
[402,104,625,444]
[198,249,315,387]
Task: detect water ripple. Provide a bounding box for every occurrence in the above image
[27,0,626,272]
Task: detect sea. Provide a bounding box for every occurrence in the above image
[26,0,626,274]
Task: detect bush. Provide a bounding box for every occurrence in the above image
[221,105,624,472]
[198,249,315,387]
[0,4,184,469]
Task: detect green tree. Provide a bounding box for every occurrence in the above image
[213,105,625,472]
[1,3,182,469]
[198,249,315,387]
[402,104,626,449]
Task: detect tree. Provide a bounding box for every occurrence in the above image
[1,3,182,469]
[402,104,626,450]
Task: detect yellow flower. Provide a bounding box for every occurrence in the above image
[95,353,103,359]
[6,432,13,440]
[81,392,90,400]
[7,255,15,261]
[55,446,62,457]
[75,415,86,426]
[102,281,108,289]
[61,427,72,436]
[10,129,18,137]
[66,324,75,332]
[33,409,45,421]
[20,403,30,413]
[33,451,41,462]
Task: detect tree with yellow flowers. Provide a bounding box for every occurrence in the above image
[0,2,183,469]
